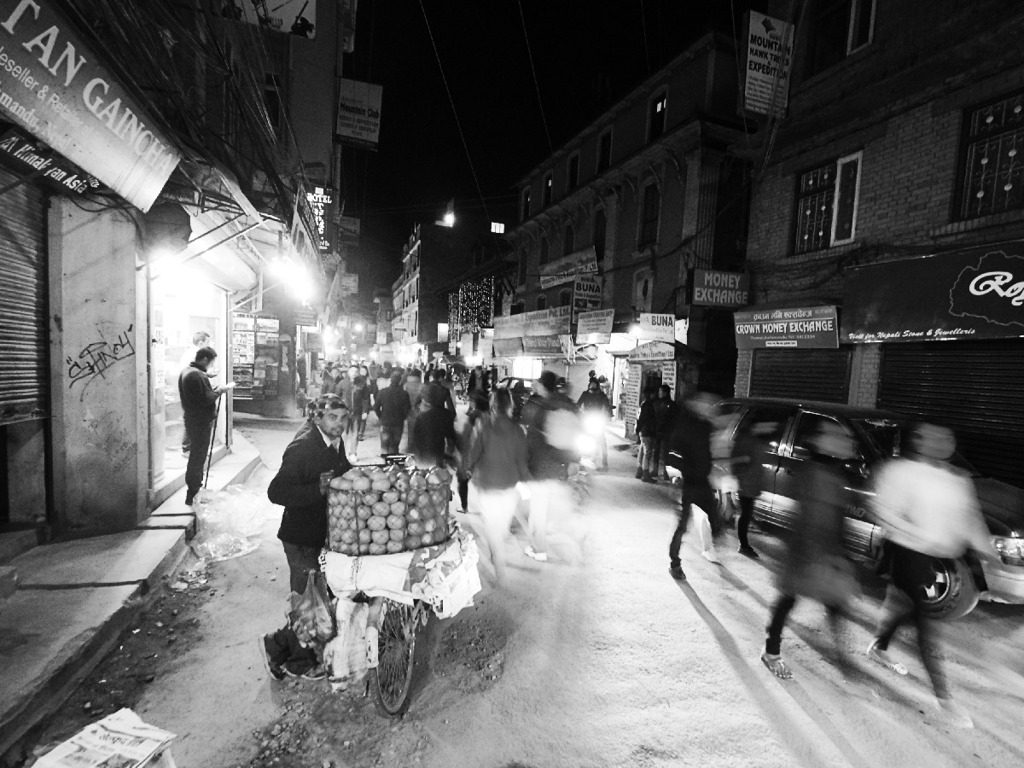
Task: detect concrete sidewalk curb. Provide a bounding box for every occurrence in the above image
[0,432,262,766]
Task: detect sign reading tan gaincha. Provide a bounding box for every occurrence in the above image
[0,0,181,210]
[734,306,839,349]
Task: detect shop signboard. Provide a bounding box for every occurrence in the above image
[335,78,383,150]
[306,186,337,252]
[538,246,598,289]
[691,269,750,308]
[628,341,675,362]
[0,0,181,211]
[576,308,615,344]
[660,361,677,391]
[522,335,563,356]
[0,127,100,196]
[637,313,675,343]
[842,246,1024,342]
[734,306,838,349]
[675,318,689,344]
[493,337,523,357]
[493,305,571,339]
[744,11,794,117]
[572,276,602,321]
[620,363,642,427]
[339,272,359,294]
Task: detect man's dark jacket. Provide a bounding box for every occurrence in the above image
[667,407,712,481]
[521,393,577,480]
[375,383,411,427]
[178,363,218,421]
[577,389,612,416]
[268,428,351,548]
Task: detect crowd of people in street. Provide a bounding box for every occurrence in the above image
[250,355,991,727]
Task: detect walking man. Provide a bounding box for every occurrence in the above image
[576,377,612,471]
[667,393,720,578]
[375,372,411,455]
[178,346,229,506]
[866,422,990,727]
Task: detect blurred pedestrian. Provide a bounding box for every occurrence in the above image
[403,369,424,452]
[410,383,456,468]
[345,375,370,459]
[652,384,675,481]
[761,420,858,680]
[375,372,411,455]
[865,422,990,727]
[635,388,658,482]
[423,368,456,414]
[466,388,532,585]
[456,391,491,512]
[667,392,721,577]
[577,378,612,471]
[730,419,776,559]
[520,370,580,562]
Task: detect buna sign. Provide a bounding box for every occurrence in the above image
[842,247,1024,343]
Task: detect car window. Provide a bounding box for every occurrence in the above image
[791,413,862,461]
[851,417,903,459]
[735,407,790,453]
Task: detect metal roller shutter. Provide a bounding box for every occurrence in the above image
[0,169,48,425]
[750,348,851,403]
[878,340,1024,488]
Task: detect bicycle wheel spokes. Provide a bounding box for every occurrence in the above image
[372,600,417,716]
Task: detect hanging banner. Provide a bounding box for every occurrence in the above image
[0,127,100,196]
[576,308,615,344]
[0,0,181,211]
[637,313,676,342]
[620,364,642,427]
[521,335,563,356]
[734,306,839,349]
[335,79,383,150]
[493,337,523,357]
[572,276,602,321]
[660,361,676,391]
[744,11,794,117]
[493,305,571,339]
[539,246,599,289]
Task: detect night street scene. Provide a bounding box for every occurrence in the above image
[2,0,1024,766]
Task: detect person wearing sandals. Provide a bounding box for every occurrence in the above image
[865,422,990,727]
[761,420,858,680]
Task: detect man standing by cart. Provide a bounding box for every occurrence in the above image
[262,393,352,680]
[178,347,229,506]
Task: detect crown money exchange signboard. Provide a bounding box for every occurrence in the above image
[0,0,181,211]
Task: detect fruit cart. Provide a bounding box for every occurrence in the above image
[320,459,481,716]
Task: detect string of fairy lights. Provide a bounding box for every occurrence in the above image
[448,276,496,341]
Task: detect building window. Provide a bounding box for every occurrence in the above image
[593,209,607,262]
[536,294,547,310]
[517,251,528,286]
[597,130,613,172]
[806,0,876,77]
[491,221,505,234]
[639,182,660,248]
[559,289,572,307]
[649,92,667,142]
[543,173,553,206]
[520,188,531,221]
[540,237,549,264]
[564,225,575,255]
[794,152,861,253]
[568,154,579,190]
[958,91,1024,220]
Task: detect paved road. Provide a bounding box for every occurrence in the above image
[31,414,1024,767]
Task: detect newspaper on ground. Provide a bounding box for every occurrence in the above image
[33,708,176,768]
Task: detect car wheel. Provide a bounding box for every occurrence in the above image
[916,556,979,621]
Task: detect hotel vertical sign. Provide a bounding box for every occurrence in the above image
[0,0,181,211]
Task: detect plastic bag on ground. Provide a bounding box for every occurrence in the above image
[190,485,268,562]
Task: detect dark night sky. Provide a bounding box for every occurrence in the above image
[336,0,761,297]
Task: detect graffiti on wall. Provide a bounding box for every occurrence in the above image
[67,325,136,389]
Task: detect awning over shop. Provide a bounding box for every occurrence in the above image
[493,338,523,357]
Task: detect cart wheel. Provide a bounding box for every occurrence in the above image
[371,600,417,716]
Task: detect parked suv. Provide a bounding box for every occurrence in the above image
[712,397,1024,619]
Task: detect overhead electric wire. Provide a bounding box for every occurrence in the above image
[516,0,555,156]
[418,0,492,223]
